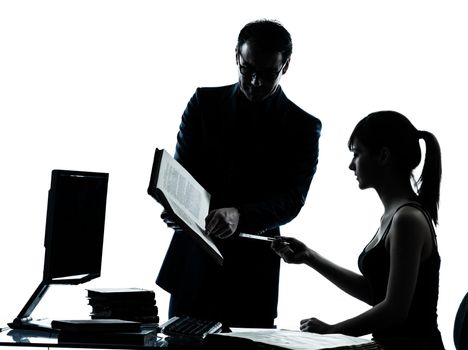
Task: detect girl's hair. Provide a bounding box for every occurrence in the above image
[348,110,442,225]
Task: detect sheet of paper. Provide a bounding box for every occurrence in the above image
[216,328,378,350]
[158,150,210,228]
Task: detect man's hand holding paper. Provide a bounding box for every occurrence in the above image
[160,210,182,231]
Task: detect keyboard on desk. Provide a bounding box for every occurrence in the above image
[160,316,222,338]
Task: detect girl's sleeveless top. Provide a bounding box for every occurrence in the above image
[358,203,445,349]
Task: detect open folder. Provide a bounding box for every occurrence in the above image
[147,148,223,265]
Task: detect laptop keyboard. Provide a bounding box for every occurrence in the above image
[160,316,222,338]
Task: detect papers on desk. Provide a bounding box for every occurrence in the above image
[210,328,381,350]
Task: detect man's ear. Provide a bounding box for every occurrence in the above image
[235,47,239,64]
[282,58,290,75]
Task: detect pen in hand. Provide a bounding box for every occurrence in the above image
[271,236,295,257]
[239,233,274,242]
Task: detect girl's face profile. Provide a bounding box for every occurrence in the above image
[349,140,380,190]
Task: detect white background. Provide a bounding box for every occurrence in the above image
[0,1,467,348]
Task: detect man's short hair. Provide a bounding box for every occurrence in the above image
[236,19,292,63]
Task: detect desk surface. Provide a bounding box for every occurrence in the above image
[0,326,206,349]
[0,326,381,350]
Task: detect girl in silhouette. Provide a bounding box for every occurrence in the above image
[272,111,444,349]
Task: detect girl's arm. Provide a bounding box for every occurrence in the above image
[303,207,431,336]
[272,237,373,304]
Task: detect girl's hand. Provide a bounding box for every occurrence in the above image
[300,317,334,334]
[271,236,311,264]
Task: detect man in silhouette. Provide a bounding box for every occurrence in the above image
[156,19,321,328]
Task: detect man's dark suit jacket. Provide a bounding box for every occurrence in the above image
[157,83,321,326]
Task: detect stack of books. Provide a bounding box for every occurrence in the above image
[87,288,159,324]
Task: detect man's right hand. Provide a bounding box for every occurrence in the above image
[160,210,182,231]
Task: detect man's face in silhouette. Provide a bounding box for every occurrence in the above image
[236,41,289,102]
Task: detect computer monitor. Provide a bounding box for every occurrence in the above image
[43,169,108,283]
[9,169,109,330]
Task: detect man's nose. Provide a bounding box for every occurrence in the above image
[250,73,263,87]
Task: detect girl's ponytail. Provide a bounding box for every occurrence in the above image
[417,130,442,225]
